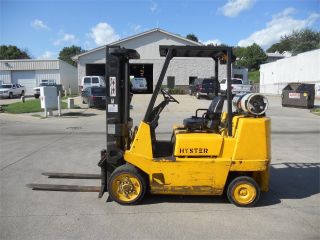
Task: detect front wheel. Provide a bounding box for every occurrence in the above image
[108,164,147,205]
[227,176,260,207]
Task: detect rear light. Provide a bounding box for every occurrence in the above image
[196,84,203,90]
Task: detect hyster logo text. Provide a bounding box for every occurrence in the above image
[179,148,208,154]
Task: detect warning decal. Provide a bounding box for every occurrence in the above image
[110,77,116,97]
[289,93,300,99]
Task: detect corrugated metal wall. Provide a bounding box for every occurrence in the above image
[59,60,78,94]
[35,70,60,83]
[0,70,11,83]
[0,60,59,71]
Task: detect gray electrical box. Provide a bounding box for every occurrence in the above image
[40,86,58,109]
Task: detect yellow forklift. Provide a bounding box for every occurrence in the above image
[98,45,271,207]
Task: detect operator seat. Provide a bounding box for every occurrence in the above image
[183,96,225,132]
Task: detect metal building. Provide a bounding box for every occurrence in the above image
[0,59,78,95]
[260,49,320,96]
[72,28,248,93]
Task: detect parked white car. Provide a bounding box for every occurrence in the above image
[33,82,63,98]
[0,83,26,98]
[220,78,252,96]
[131,77,147,92]
[80,76,105,92]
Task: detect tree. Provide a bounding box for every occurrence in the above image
[58,45,85,66]
[186,34,199,42]
[0,45,31,59]
[267,29,320,55]
[236,43,267,71]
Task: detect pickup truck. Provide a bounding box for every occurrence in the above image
[0,83,26,98]
[189,77,220,99]
[220,78,251,96]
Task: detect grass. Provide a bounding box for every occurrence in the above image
[2,99,67,114]
[61,94,79,100]
[311,108,320,116]
[248,70,260,84]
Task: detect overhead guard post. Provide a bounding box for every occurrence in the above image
[144,48,173,122]
[227,48,233,136]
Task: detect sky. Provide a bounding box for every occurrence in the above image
[1,0,319,59]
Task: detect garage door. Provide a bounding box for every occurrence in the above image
[11,71,37,96]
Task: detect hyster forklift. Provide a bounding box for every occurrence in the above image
[98,45,271,207]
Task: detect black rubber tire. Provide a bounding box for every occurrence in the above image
[9,92,13,99]
[196,92,200,99]
[108,164,147,205]
[227,176,260,207]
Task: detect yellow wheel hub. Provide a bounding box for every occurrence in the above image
[111,174,141,203]
[233,183,256,205]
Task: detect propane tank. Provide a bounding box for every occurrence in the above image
[232,93,268,116]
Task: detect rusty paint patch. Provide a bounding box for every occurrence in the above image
[150,185,223,195]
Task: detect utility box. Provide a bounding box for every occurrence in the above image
[40,87,58,109]
[67,98,74,109]
[281,83,315,109]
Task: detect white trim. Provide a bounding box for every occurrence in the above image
[72,28,203,61]
[0,59,59,62]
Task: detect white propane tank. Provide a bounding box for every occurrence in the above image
[232,93,268,116]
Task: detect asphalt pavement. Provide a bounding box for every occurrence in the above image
[0,94,319,240]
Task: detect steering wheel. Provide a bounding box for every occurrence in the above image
[161,89,180,104]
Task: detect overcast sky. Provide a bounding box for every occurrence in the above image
[1,0,319,59]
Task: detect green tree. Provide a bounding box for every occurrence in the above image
[58,45,85,66]
[267,29,320,55]
[233,46,246,59]
[236,43,267,71]
[0,45,31,59]
[186,34,199,42]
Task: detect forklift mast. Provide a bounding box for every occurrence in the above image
[98,46,140,197]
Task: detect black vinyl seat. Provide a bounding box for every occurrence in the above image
[183,96,225,132]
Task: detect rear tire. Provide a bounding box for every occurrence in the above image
[227,176,260,207]
[108,164,147,205]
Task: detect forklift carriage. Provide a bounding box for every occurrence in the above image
[98,45,271,207]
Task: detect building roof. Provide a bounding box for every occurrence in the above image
[266,52,285,58]
[72,28,203,61]
[0,59,74,71]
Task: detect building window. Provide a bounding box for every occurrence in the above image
[167,76,175,89]
[41,79,56,85]
[234,74,243,79]
[189,76,197,85]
